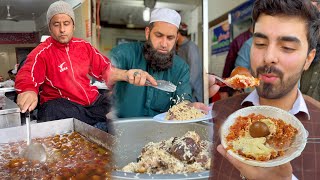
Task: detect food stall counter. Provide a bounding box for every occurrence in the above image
[0,95,21,128]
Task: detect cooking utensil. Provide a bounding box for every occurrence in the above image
[207,73,235,89]
[21,111,47,162]
[145,80,176,92]
[112,118,211,180]
[0,118,114,179]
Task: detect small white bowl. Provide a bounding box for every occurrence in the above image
[220,106,308,167]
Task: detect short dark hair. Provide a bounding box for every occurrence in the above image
[148,22,154,30]
[252,0,320,52]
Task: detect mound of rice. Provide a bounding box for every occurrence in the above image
[165,101,205,120]
[121,131,211,174]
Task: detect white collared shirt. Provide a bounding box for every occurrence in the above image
[241,89,310,120]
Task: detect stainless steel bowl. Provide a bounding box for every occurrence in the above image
[112,118,213,180]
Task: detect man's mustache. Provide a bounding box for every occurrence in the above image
[256,66,283,78]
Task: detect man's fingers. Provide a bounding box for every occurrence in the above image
[217,144,245,171]
[17,94,28,113]
[126,69,157,86]
[17,91,38,113]
[21,98,33,113]
[126,70,135,84]
[145,73,157,86]
[29,100,38,112]
[132,70,148,86]
[208,75,220,98]
[209,84,220,98]
[217,144,227,157]
[139,72,147,86]
[191,102,210,114]
[133,71,142,85]
[208,74,216,85]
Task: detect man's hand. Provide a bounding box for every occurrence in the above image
[208,75,220,98]
[217,144,293,180]
[190,102,211,114]
[17,91,38,113]
[126,69,157,86]
[108,68,157,87]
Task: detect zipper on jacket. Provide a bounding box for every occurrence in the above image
[65,44,69,53]
[65,43,91,105]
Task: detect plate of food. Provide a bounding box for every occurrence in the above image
[153,101,213,123]
[220,106,308,167]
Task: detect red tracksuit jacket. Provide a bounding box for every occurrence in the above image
[15,37,112,106]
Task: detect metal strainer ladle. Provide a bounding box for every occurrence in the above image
[21,111,47,162]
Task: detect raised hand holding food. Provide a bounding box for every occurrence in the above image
[225,66,260,89]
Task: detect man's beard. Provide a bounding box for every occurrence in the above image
[143,39,174,71]
[253,65,302,99]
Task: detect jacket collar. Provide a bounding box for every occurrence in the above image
[47,36,73,49]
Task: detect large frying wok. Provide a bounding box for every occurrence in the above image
[0,118,115,178]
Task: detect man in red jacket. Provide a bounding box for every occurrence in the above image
[15,1,157,126]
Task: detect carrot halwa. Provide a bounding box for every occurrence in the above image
[225,74,260,89]
[225,113,298,161]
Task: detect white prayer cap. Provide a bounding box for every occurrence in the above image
[149,8,181,28]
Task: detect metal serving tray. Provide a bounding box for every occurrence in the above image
[0,96,21,129]
[112,118,213,180]
[0,118,115,151]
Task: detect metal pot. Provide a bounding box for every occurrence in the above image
[112,118,213,180]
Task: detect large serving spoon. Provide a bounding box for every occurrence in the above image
[21,111,47,162]
[145,80,177,92]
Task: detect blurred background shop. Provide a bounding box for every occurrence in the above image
[209,0,254,76]
[0,0,252,118]
[0,0,202,82]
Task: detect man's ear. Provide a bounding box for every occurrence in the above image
[145,27,150,40]
[48,26,52,34]
[177,33,181,39]
[304,48,316,70]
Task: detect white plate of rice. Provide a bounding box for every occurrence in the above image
[153,111,213,123]
[153,102,213,123]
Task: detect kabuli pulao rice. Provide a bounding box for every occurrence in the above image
[165,101,205,120]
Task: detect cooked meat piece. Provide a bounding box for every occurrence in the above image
[170,137,200,163]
